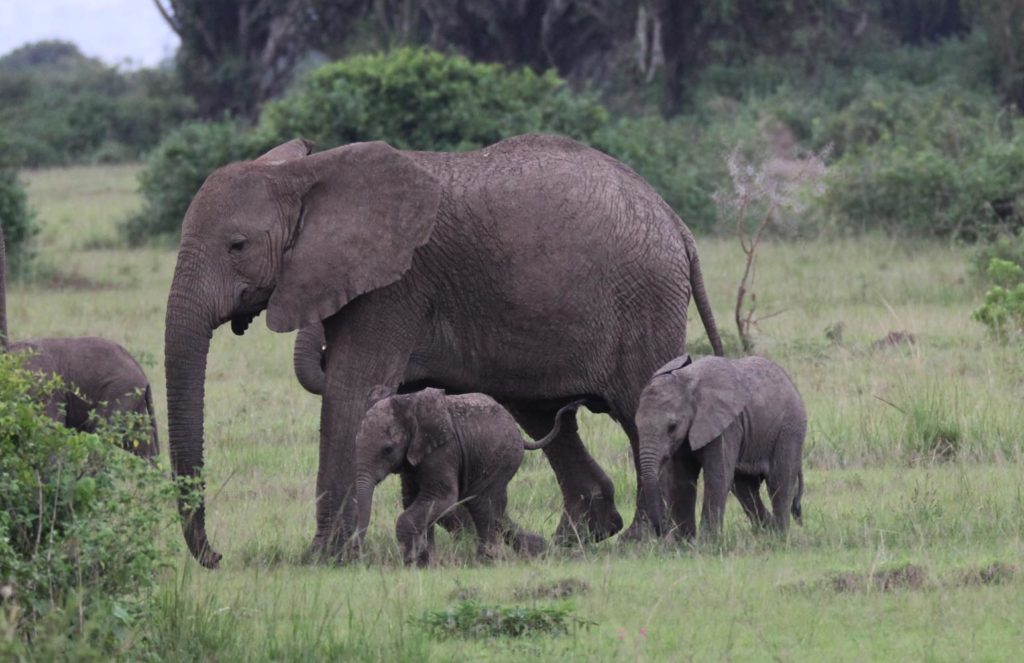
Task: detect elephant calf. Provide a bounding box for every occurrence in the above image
[12,337,160,459]
[637,354,805,539]
[355,388,579,566]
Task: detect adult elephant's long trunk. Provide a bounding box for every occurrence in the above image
[355,473,376,550]
[293,321,325,395]
[164,251,221,568]
[1,225,9,351]
[523,400,584,450]
[638,442,667,536]
[685,237,724,357]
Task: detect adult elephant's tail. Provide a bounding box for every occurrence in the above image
[686,237,724,356]
[523,401,584,451]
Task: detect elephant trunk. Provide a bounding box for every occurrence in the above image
[164,250,221,568]
[355,473,376,549]
[1,224,8,351]
[142,383,160,460]
[522,400,584,450]
[638,442,667,536]
[293,321,326,395]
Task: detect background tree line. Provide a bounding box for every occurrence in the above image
[2,0,1024,260]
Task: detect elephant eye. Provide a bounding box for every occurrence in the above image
[228,238,247,254]
[667,422,678,434]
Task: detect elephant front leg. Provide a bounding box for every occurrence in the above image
[396,493,457,567]
[510,407,622,545]
[307,300,420,563]
[695,441,736,540]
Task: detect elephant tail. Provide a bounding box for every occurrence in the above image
[523,400,584,451]
[686,237,724,357]
[792,470,803,525]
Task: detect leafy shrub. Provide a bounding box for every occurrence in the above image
[259,48,609,153]
[973,257,1024,340]
[0,353,173,656]
[820,112,1024,239]
[971,231,1024,281]
[0,131,37,269]
[122,120,265,244]
[419,601,591,640]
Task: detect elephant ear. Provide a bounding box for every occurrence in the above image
[398,388,455,467]
[652,353,693,378]
[255,138,313,164]
[265,141,442,333]
[686,358,750,451]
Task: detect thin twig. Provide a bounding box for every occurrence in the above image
[874,395,907,414]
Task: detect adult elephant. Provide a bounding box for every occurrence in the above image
[165,133,723,568]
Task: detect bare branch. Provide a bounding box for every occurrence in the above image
[152,0,182,36]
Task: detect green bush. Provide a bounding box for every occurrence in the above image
[973,257,1024,340]
[259,48,609,153]
[0,353,173,657]
[122,120,264,244]
[0,131,37,269]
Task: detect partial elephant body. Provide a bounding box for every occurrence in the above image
[355,389,575,566]
[165,133,723,567]
[11,337,160,459]
[0,227,158,460]
[637,355,806,539]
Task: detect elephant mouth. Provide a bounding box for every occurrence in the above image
[231,311,260,336]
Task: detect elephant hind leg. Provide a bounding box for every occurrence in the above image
[507,403,622,546]
[767,425,806,534]
[732,473,770,529]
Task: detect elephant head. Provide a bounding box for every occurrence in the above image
[163,138,442,567]
[354,388,454,543]
[636,355,750,535]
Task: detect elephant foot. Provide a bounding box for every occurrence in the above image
[618,518,658,543]
[437,506,476,537]
[510,530,547,557]
[302,534,358,565]
[553,495,623,546]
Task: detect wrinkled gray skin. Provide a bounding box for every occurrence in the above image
[636,355,805,539]
[164,133,723,568]
[0,228,158,459]
[355,389,579,565]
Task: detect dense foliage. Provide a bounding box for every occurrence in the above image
[0,41,194,167]
[260,48,608,152]
[973,255,1024,340]
[0,131,37,267]
[0,353,173,658]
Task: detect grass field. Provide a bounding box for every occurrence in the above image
[11,163,1024,660]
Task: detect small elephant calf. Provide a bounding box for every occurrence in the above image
[636,354,805,539]
[354,388,578,566]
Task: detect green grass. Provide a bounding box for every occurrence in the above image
[11,164,1024,660]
